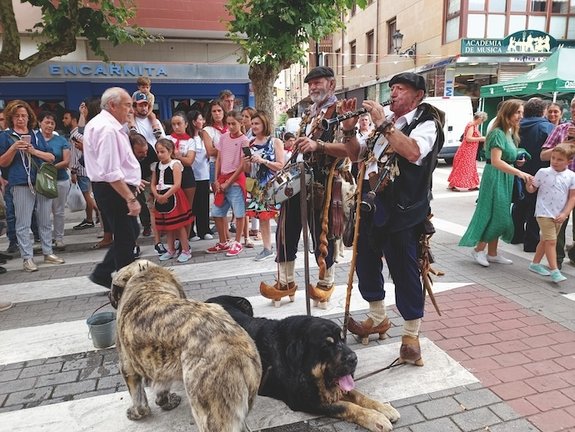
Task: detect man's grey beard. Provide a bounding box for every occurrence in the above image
[310,90,328,105]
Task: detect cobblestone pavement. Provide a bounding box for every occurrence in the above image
[1,164,575,431]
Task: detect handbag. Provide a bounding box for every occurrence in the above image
[66,183,86,212]
[154,190,176,213]
[32,161,58,199]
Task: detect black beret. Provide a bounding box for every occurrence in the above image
[304,66,335,83]
[389,72,426,93]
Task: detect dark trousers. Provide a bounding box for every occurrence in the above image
[192,180,211,237]
[557,209,575,264]
[275,191,335,270]
[355,209,424,321]
[511,192,539,251]
[92,182,139,279]
[4,185,17,245]
[136,186,151,229]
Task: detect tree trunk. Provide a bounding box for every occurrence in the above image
[0,0,78,77]
[249,62,281,125]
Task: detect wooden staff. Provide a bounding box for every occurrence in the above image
[317,159,339,280]
[299,161,312,316]
[343,163,366,339]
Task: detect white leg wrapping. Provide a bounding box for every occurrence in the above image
[278,261,295,285]
[368,300,387,324]
[318,264,335,287]
[403,318,422,338]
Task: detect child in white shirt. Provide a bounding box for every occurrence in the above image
[526,142,575,283]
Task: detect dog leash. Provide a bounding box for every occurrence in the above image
[354,357,404,382]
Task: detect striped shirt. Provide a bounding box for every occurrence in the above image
[542,122,575,171]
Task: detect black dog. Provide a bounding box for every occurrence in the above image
[207,295,400,432]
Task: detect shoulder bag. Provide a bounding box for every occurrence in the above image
[33,160,59,199]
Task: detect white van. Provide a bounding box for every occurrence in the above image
[424,96,474,164]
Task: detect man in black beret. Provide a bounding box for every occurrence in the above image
[339,72,445,367]
[260,65,353,307]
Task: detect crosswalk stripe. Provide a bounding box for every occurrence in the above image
[0,281,470,366]
[2,251,353,304]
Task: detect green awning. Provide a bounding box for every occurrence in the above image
[480,47,575,98]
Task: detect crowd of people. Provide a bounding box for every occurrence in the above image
[0,81,296,312]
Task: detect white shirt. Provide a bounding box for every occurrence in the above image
[360,108,436,180]
[134,116,165,147]
[191,136,210,181]
[533,167,575,218]
[167,135,195,159]
[203,126,222,163]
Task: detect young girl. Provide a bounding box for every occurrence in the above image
[151,138,193,263]
[246,110,285,261]
[206,111,249,257]
[168,112,197,239]
[187,110,215,241]
[526,143,575,283]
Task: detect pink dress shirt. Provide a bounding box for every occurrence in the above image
[83,110,142,186]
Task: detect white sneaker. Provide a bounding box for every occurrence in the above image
[203,233,214,240]
[471,250,489,267]
[190,236,201,242]
[487,254,513,265]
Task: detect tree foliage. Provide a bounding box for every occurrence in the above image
[0,0,158,77]
[226,0,365,122]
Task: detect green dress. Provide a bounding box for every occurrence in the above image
[459,128,518,247]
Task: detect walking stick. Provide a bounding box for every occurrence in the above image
[299,162,312,316]
[343,163,366,339]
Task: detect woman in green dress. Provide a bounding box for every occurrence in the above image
[459,99,532,267]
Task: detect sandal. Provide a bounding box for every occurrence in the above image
[91,240,113,249]
[244,239,255,248]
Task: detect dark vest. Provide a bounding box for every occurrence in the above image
[374,103,445,232]
[155,162,174,185]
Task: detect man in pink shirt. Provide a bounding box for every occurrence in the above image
[84,87,142,288]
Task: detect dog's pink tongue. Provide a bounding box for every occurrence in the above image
[338,375,355,391]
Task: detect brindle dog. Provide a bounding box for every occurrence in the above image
[110,261,261,432]
[208,295,401,432]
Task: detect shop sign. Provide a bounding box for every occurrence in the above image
[48,63,169,77]
[461,30,574,55]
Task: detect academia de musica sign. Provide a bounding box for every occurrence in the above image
[461,30,575,56]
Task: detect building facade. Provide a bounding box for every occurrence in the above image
[0,0,252,124]
[284,0,575,116]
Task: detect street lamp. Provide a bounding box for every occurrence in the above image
[392,29,416,64]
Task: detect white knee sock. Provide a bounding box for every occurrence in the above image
[367,300,387,324]
[278,261,295,285]
[403,318,421,338]
[318,265,335,287]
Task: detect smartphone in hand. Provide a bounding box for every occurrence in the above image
[242,146,252,157]
[21,135,31,144]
